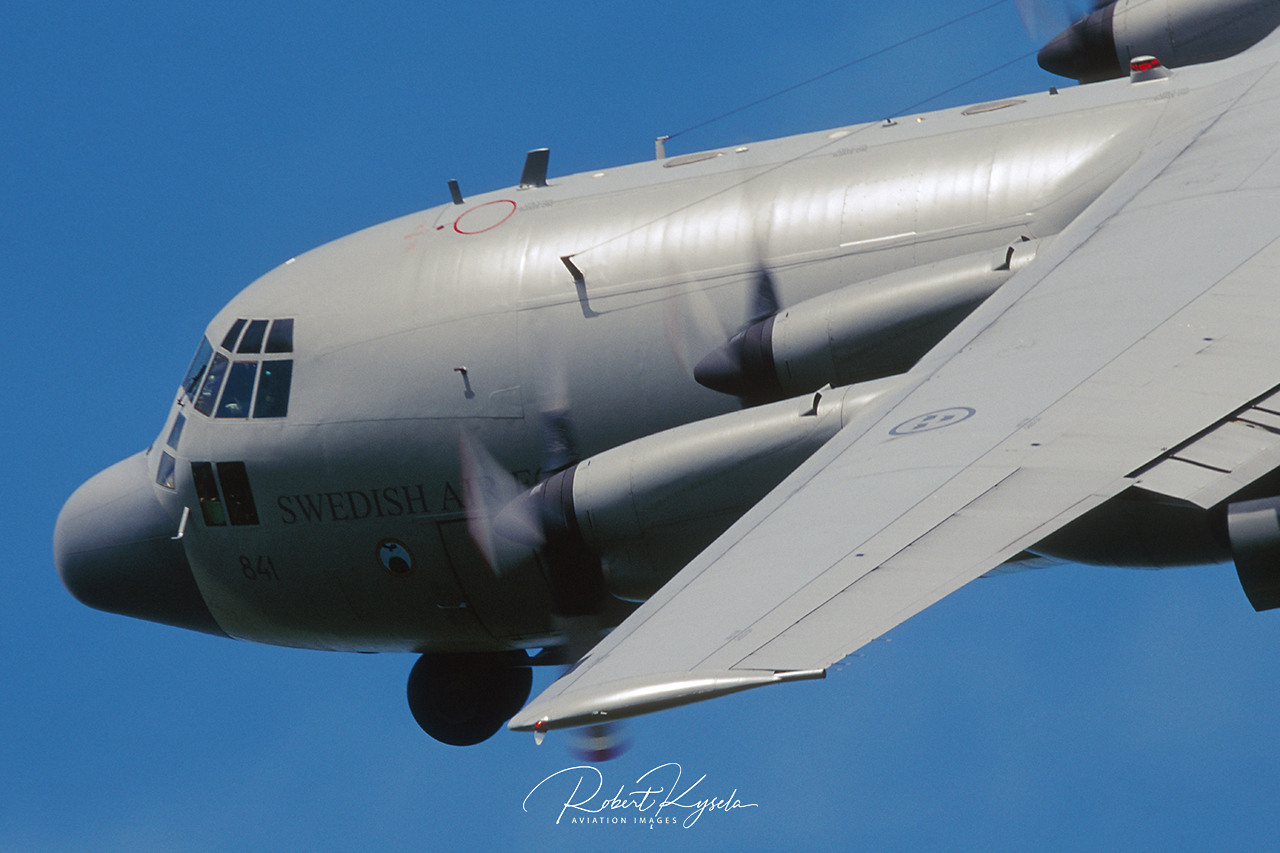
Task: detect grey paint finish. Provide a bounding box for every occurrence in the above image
[153,76,1172,652]
[54,452,227,638]
[53,10,1280,746]
[512,44,1280,729]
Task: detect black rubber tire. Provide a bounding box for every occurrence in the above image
[406,652,532,746]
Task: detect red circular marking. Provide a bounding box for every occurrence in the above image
[453,199,518,235]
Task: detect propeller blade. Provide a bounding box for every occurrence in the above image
[1015,0,1073,45]
[475,358,608,615]
[458,353,621,756]
[457,430,530,575]
[547,614,632,760]
[540,410,579,477]
[747,264,780,326]
[569,722,631,762]
[689,262,786,407]
[663,277,729,380]
[524,335,585,476]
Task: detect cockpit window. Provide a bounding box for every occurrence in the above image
[155,452,176,489]
[221,318,247,351]
[237,319,269,354]
[254,361,292,417]
[167,413,186,450]
[216,361,257,418]
[181,338,213,400]
[185,319,295,420]
[264,318,294,353]
[194,353,229,415]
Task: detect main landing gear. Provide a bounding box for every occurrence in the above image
[406,651,532,746]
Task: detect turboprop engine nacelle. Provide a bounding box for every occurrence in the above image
[694,240,1040,404]
[1039,0,1280,83]
[1227,496,1280,611]
[1020,486,1280,612]
[499,377,906,602]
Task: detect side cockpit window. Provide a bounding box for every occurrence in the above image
[181,338,214,401]
[194,353,229,415]
[185,318,294,420]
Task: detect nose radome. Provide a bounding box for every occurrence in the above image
[54,451,227,637]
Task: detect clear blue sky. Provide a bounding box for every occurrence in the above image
[5,2,1280,851]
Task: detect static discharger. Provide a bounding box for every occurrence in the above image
[520,148,550,189]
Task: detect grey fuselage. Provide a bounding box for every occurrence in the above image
[58,62,1229,653]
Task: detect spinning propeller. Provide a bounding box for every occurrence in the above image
[661,243,788,408]
[691,264,786,407]
[459,371,630,760]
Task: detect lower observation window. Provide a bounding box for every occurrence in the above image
[217,461,260,525]
[155,452,176,489]
[191,462,226,526]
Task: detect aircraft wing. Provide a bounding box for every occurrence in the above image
[511,58,1280,734]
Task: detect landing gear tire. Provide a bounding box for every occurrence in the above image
[406,652,532,746]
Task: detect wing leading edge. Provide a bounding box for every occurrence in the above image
[512,53,1280,734]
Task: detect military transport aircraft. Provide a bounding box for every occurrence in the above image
[54,0,1280,750]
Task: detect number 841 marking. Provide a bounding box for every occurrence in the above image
[239,555,279,581]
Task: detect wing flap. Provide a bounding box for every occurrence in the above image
[1134,403,1280,507]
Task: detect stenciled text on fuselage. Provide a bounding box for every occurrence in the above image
[275,483,457,524]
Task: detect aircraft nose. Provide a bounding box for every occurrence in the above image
[54,451,227,637]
